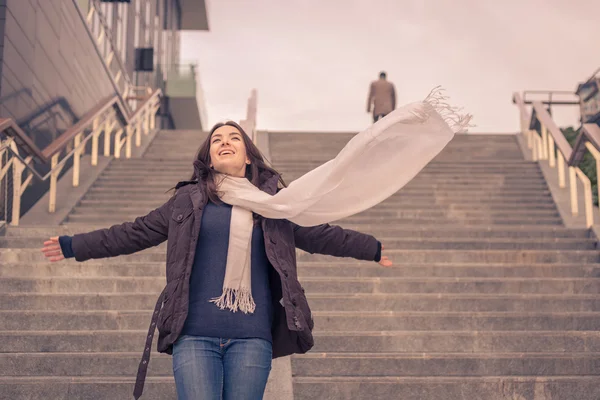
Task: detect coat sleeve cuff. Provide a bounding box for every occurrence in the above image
[58,236,75,259]
[374,241,382,262]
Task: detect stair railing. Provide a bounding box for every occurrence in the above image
[0,89,161,226]
[513,91,598,227]
[73,0,134,107]
[240,89,258,142]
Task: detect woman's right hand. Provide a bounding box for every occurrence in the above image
[41,236,66,262]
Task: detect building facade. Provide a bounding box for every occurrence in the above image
[0,0,209,218]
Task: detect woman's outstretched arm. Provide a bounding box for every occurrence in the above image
[291,222,392,266]
[41,196,175,262]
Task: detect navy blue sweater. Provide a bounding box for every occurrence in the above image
[179,201,273,342]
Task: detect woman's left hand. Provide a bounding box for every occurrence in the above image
[378,245,392,267]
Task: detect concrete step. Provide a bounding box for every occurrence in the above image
[64,208,563,222]
[291,352,600,377]
[3,293,600,312]
[0,352,597,377]
[310,311,600,331]
[335,216,563,226]
[80,192,172,202]
[78,192,558,205]
[2,330,599,353]
[5,225,587,240]
[276,169,545,177]
[91,179,552,191]
[4,249,598,264]
[2,310,600,331]
[298,277,600,295]
[4,236,592,250]
[292,376,600,400]
[334,226,589,239]
[0,277,166,293]
[0,376,175,400]
[305,293,600,312]
[65,202,562,215]
[297,262,600,278]
[63,209,565,224]
[1,276,598,295]
[0,352,172,376]
[296,250,600,264]
[2,261,599,279]
[81,184,557,195]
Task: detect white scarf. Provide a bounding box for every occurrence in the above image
[209,87,472,313]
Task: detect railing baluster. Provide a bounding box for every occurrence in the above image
[91,117,100,166]
[125,125,132,158]
[569,166,578,216]
[548,135,556,167]
[136,119,142,147]
[541,124,549,160]
[557,153,566,188]
[73,133,83,187]
[49,154,60,213]
[104,119,112,157]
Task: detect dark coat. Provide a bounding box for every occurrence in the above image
[69,165,380,398]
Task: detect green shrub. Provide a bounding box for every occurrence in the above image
[561,126,598,205]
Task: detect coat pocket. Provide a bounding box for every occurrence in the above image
[157,278,183,337]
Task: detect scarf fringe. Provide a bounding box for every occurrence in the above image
[423,86,474,134]
[210,287,256,314]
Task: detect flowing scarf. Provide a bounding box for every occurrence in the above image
[209,87,472,313]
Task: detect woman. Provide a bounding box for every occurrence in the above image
[41,121,392,400]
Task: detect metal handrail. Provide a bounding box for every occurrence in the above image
[584,66,600,84]
[0,89,162,224]
[240,89,258,142]
[513,91,596,227]
[515,90,580,106]
[530,101,573,160]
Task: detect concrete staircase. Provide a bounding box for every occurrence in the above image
[0,130,207,399]
[0,131,599,399]
[270,132,600,400]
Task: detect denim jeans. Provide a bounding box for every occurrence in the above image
[172,335,273,400]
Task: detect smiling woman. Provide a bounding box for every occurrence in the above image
[41,118,390,399]
[209,125,251,177]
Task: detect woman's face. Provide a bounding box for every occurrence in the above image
[209,125,250,177]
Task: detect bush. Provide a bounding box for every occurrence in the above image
[561,126,598,205]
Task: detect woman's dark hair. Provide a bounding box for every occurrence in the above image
[189,121,286,204]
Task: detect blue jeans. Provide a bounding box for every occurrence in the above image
[172,335,273,400]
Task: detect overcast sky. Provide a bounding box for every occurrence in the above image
[181,0,600,133]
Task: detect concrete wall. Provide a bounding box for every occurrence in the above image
[1,0,115,151]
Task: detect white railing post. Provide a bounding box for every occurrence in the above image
[569,166,578,216]
[73,133,83,187]
[114,128,124,159]
[548,135,556,167]
[557,153,566,188]
[49,154,60,213]
[125,125,132,158]
[585,142,600,223]
[144,107,151,135]
[136,119,142,147]
[583,178,594,228]
[9,143,23,226]
[104,119,112,157]
[541,124,549,160]
[150,106,157,131]
[91,117,100,166]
